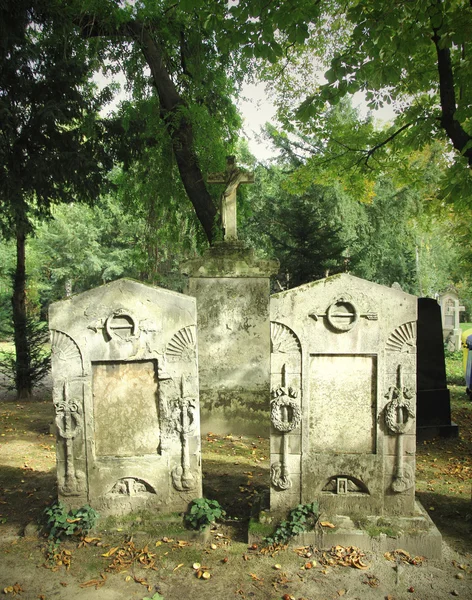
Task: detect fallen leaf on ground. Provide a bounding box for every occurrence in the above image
[320,521,336,528]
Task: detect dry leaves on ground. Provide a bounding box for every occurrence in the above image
[104,541,158,573]
[319,545,370,569]
[384,549,424,566]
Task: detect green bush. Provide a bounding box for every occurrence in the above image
[264,502,319,546]
[42,500,98,541]
[184,498,225,531]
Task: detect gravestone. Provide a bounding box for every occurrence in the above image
[269,274,418,517]
[438,290,465,352]
[49,279,202,516]
[417,297,458,439]
[181,157,278,435]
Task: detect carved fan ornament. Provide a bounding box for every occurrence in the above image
[271,322,301,354]
[166,326,197,362]
[385,322,416,353]
[51,330,82,366]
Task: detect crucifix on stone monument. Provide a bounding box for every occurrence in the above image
[208,155,254,241]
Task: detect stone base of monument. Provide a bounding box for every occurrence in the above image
[96,511,211,543]
[417,389,459,440]
[249,501,442,559]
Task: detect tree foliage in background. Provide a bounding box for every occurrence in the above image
[0,0,113,397]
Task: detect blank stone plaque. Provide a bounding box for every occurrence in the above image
[93,361,159,457]
[310,355,376,453]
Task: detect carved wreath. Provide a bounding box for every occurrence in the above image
[271,395,301,433]
[384,390,415,435]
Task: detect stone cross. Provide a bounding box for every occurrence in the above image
[208,155,254,241]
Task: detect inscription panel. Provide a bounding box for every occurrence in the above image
[93,361,159,457]
[309,355,376,453]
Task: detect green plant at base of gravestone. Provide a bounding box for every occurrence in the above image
[42,500,99,542]
[184,498,226,531]
[263,502,319,546]
[142,594,164,600]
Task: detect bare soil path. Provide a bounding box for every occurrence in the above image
[0,377,471,600]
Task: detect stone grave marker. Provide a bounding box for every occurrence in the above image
[438,290,465,352]
[417,297,458,439]
[269,274,418,517]
[49,278,202,516]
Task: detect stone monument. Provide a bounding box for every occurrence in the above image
[49,278,202,516]
[417,297,458,439]
[269,274,418,517]
[181,157,278,435]
[438,289,465,351]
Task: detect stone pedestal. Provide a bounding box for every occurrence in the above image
[181,242,279,435]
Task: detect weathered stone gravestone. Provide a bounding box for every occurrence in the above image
[438,289,465,352]
[269,274,418,517]
[49,279,202,516]
[181,157,278,435]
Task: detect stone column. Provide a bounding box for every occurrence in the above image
[181,242,279,435]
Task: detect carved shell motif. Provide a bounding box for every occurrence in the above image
[271,322,301,354]
[166,326,196,362]
[385,322,416,353]
[50,330,83,373]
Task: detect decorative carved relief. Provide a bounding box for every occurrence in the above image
[54,380,86,496]
[171,376,198,492]
[309,294,378,332]
[51,330,83,373]
[384,365,415,493]
[105,309,139,341]
[271,388,301,433]
[385,322,416,353]
[271,322,301,354]
[270,365,301,491]
[110,478,156,496]
[322,475,370,495]
[166,326,197,362]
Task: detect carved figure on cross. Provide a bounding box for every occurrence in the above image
[208,155,254,241]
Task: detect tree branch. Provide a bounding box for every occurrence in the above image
[431,4,472,166]
[79,15,218,243]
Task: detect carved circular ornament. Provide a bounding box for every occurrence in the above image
[271,396,301,432]
[326,299,359,332]
[384,396,415,434]
[105,309,138,340]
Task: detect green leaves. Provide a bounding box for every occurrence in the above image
[264,502,319,546]
[184,498,226,531]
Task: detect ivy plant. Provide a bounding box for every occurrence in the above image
[264,501,319,546]
[184,498,226,531]
[42,500,99,541]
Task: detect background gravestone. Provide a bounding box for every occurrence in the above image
[438,290,465,352]
[270,274,418,517]
[49,278,202,516]
[417,297,458,439]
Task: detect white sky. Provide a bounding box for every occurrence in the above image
[98,73,396,162]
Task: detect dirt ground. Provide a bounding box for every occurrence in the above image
[0,378,471,600]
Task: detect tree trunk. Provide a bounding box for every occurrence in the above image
[12,227,32,399]
[126,22,218,243]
